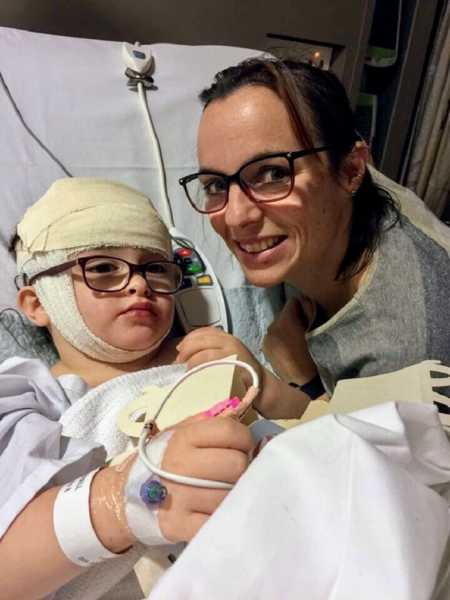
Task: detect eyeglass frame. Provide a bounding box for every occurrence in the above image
[179,146,331,214]
[17,255,184,294]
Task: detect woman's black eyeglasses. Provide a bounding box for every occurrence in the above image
[179,146,330,214]
[18,256,183,294]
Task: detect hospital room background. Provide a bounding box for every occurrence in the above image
[0,0,448,364]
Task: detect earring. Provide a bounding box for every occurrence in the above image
[351,173,363,197]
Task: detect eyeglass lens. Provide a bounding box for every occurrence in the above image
[188,155,293,213]
[82,257,182,293]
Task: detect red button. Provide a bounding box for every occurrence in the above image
[176,248,193,257]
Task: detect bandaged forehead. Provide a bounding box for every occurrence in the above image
[16,178,171,270]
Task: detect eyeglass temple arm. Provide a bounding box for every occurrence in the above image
[26,260,78,286]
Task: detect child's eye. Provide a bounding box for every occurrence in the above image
[85,260,122,274]
[146,263,167,274]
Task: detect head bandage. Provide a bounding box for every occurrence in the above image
[16,178,174,363]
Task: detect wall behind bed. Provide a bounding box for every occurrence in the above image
[0,0,374,104]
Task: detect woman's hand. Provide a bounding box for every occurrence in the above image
[262,297,317,385]
[158,417,254,542]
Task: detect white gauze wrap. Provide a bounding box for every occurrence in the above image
[16,178,173,363]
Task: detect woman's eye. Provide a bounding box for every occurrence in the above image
[202,177,227,196]
[256,165,290,183]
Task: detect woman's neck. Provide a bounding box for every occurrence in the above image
[51,336,180,388]
[290,257,370,320]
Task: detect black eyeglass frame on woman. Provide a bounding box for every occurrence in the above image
[16,256,184,294]
[179,146,330,214]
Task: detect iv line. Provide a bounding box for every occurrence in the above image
[138,358,260,490]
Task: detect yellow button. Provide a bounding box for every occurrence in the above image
[196,275,212,286]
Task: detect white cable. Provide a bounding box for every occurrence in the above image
[138,359,260,489]
[137,81,175,228]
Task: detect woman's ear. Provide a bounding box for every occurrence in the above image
[17,286,50,327]
[339,141,369,194]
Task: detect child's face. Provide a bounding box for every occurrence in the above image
[71,247,175,352]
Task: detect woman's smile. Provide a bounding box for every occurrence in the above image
[233,234,291,272]
[236,235,287,254]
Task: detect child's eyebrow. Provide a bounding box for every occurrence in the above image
[76,249,166,262]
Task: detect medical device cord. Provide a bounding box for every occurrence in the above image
[0,72,72,177]
[138,358,260,490]
[137,77,175,229]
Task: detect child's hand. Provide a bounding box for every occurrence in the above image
[158,417,254,542]
[175,326,263,387]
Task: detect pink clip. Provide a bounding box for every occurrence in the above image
[203,396,241,417]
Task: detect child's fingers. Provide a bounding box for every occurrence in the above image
[169,417,254,453]
[164,446,250,483]
[160,509,210,543]
[175,335,225,364]
[176,327,225,351]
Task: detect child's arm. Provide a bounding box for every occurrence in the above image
[176,327,312,419]
[0,471,128,600]
[0,417,253,600]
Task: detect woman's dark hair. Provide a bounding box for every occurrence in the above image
[200,57,399,280]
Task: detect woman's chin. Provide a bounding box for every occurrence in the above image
[243,266,286,288]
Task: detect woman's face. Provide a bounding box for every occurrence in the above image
[197,85,355,289]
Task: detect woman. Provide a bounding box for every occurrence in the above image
[176,57,450,414]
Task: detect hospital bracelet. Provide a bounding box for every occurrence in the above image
[53,469,117,567]
[289,374,325,400]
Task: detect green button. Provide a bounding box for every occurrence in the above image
[187,263,203,274]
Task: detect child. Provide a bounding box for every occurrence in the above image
[0,178,253,599]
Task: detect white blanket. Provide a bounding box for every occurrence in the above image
[150,402,450,600]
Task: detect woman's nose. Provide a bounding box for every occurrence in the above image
[224,182,263,228]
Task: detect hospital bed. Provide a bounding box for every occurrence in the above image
[1,20,450,600]
[0,27,287,362]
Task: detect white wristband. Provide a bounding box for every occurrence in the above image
[125,431,172,546]
[53,469,117,567]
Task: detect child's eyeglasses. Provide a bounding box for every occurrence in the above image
[20,256,184,294]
